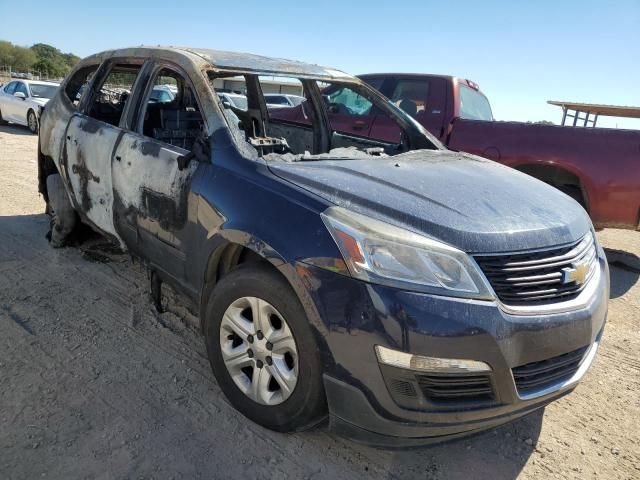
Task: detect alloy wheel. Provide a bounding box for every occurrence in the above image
[219,296,299,405]
[28,111,38,133]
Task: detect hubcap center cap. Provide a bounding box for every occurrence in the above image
[252,337,270,362]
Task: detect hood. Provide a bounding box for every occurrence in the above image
[30,98,50,107]
[268,150,591,253]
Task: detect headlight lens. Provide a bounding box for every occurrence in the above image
[321,206,493,299]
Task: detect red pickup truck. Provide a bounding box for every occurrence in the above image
[354,74,639,230]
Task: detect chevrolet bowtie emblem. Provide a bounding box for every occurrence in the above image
[562,261,590,285]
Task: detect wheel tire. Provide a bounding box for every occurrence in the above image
[27,110,38,134]
[203,263,327,432]
[46,174,77,247]
[558,185,585,209]
[0,107,6,125]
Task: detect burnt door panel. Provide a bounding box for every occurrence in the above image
[111,132,198,281]
[63,114,121,242]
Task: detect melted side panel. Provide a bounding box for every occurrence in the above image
[64,116,119,240]
[112,133,198,246]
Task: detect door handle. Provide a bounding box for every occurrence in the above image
[66,135,71,140]
[115,155,121,162]
[352,121,368,131]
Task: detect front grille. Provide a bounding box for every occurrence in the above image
[474,234,597,306]
[512,346,588,394]
[416,373,494,401]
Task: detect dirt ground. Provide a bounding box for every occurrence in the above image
[0,123,638,480]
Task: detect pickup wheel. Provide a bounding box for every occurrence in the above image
[203,263,327,432]
[46,174,77,248]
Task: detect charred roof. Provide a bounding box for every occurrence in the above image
[82,46,356,81]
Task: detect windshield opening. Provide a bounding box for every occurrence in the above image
[29,83,59,99]
[459,84,493,121]
[208,71,439,162]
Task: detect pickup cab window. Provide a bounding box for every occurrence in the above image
[325,85,373,116]
[389,79,429,118]
[321,82,399,142]
[459,84,493,121]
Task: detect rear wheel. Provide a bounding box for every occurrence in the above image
[203,264,327,432]
[0,106,6,125]
[46,174,77,247]
[27,110,38,134]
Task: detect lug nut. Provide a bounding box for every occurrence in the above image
[247,349,254,358]
[256,331,264,340]
[266,341,273,351]
[256,360,264,368]
[247,334,254,343]
[266,356,273,366]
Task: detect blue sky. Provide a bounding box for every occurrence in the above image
[4,0,640,129]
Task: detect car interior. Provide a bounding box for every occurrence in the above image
[141,68,205,151]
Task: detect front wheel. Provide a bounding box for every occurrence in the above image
[203,263,327,432]
[27,110,38,134]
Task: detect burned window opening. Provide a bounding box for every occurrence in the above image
[87,64,143,127]
[139,67,206,152]
[64,64,99,107]
[209,70,437,163]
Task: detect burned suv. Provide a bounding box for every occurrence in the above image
[38,47,608,446]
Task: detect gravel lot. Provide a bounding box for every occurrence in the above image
[0,123,638,479]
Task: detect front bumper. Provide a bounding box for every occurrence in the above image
[297,249,609,447]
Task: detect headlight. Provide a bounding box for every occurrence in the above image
[321,206,493,299]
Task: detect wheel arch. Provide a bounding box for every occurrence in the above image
[37,136,60,203]
[515,162,591,212]
[197,229,330,342]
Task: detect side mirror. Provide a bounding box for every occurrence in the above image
[14,92,26,100]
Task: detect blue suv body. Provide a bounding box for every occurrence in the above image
[38,47,608,446]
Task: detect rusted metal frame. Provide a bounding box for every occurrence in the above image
[302,79,330,154]
[203,65,357,84]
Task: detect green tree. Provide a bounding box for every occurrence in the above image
[0,40,14,66]
[11,46,37,71]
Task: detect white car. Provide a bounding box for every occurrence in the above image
[0,79,60,133]
[264,93,305,108]
[149,85,176,103]
[217,92,248,110]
